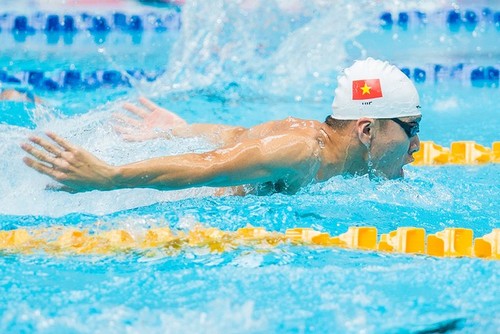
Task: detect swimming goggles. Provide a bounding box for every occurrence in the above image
[390,118,419,138]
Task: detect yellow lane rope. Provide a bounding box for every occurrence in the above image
[413,141,499,165]
[1,225,498,260]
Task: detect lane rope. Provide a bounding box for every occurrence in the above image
[379,8,500,31]
[412,141,499,165]
[0,11,181,34]
[0,8,498,34]
[1,225,498,260]
[0,69,164,90]
[1,64,498,90]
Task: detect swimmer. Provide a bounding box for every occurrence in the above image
[0,88,41,104]
[21,58,421,195]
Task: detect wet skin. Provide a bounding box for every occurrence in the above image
[368,116,421,179]
[21,98,421,194]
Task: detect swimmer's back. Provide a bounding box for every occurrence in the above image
[239,117,325,141]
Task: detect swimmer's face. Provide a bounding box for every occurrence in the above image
[369,116,421,179]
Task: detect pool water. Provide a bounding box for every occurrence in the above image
[1,1,499,333]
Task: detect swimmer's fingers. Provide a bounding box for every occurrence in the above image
[141,97,188,126]
[112,113,143,128]
[139,96,163,112]
[111,124,148,142]
[123,102,149,119]
[112,124,135,135]
[22,143,57,165]
[27,135,62,156]
[21,143,71,170]
[46,132,78,152]
[22,156,68,181]
[23,157,79,192]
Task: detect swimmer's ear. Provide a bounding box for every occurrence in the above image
[356,117,374,148]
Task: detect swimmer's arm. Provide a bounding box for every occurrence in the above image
[116,97,247,145]
[113,135,320,190]
[22,132,319,192]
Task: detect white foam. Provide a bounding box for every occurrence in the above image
[0,105,218,217]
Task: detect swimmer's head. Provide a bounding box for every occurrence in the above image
[328,58,422,180]
[331,58,421,120]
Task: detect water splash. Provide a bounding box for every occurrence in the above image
[151,0,387,100]
[0,103,217,217]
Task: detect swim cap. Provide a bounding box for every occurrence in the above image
[331,58,421,120]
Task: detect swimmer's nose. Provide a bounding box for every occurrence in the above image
[409,134,420,154]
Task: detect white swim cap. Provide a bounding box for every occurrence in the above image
[331,58,421,120]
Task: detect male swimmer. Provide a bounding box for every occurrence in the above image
[21,58,421,195]
[0,88,39,104]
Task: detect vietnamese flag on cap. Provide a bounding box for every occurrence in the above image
[352,79,383,100]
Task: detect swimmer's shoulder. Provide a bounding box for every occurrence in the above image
[245,117,325,145]
[282,117,328,138]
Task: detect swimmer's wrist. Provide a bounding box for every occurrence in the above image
[111,165,151,190]
[110,165,127,189]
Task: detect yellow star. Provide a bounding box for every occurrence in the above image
[361,82,371,95]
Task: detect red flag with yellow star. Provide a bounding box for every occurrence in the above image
[352,79,383,100]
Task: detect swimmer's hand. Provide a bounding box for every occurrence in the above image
[21,132,117,193]
[113,96,187,142]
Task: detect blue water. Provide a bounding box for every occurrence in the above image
[1,0,499,333]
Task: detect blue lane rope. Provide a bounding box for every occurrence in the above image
[0,8,498,35]
[0,65,497,91]
[0,11,181,34]
[379,8,500,31]
[0,69,165,91]
[399,64,499,87]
